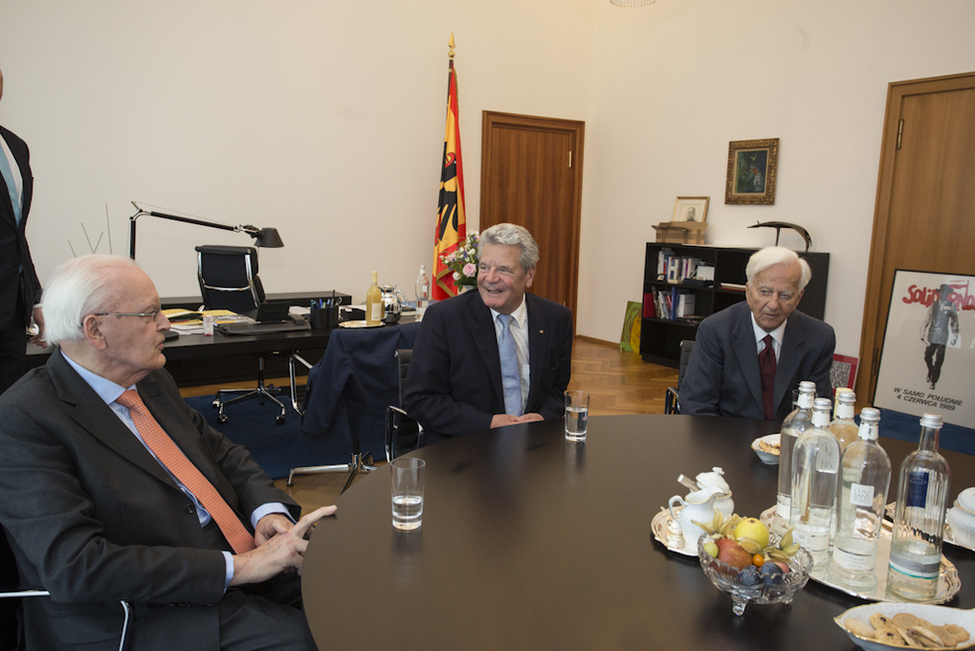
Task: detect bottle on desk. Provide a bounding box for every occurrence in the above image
[415,265,430,321]
[830,389,859,452]
[790,397,840,576]
[887,413,950,602]
[366,271,383,326]
[774,380,817,532]
[829,407,890,591]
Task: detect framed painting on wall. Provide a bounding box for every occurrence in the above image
[874,269,975,429]
[725,138,779,205]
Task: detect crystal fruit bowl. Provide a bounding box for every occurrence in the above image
[697,534,814,615]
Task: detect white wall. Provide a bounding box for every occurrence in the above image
[0,0,595,300]
[2,0,974,361]
[582,0,975,357]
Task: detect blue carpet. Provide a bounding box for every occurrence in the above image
[184,394,387,480]
[878,408,975,456]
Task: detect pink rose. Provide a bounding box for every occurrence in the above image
[463,263,477,277]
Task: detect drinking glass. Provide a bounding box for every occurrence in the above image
[564,391,589,441]
[391,458,425,530]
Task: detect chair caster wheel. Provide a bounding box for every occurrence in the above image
[217,414,228,424]
[276,415,286,425]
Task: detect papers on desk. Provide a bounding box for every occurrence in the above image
[162,309,253,335]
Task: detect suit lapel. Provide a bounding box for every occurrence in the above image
[732,305,765,413]
[776,316,805,408]
[47,352,184,491]
[525,294,549,409]
[0,128,16,226]
[467,292,505,407]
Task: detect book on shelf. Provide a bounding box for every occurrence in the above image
[720,282,747,291]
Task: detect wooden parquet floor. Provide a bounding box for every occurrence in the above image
[179,337,678,511]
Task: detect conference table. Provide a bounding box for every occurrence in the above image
[301,414,975,651]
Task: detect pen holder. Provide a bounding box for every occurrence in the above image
[310,306,339,330]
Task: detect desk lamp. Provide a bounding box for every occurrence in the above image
[127,201,284,259]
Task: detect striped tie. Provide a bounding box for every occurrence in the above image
[497,314,523,416]
[116,390,255,554]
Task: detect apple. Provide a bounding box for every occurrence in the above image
[715,538,753,570]
[733,518,770,549]
[773,561,791,573]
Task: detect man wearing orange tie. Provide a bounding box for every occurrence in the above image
[0,255,331,651]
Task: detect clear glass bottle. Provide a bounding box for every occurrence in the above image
[887,413,951,602]
[415,265,430,321]
[830,389,859,452]
[365,271,383,326]
[829,408,891,591]
[790,397,840,576]
[775,380,817,532]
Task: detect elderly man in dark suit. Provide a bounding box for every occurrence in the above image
[0,255,332,651]
[404,223,572,441]
[0,64,45,396]
[679,246,835,421]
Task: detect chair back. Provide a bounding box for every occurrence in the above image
[195,245,265,318]
[386,348,422,461]
[677,339,695,391]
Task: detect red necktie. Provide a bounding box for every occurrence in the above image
[759,335,777,420]
[116,390,256,554]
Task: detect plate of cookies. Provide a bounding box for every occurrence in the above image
[751,434,781,465]
[835,602,974,650]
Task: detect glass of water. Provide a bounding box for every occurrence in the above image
[391,457,425,531]
[564,391,589,441]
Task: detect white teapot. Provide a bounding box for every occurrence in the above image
[667,467,735,543]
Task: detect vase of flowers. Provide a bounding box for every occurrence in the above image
[440,231,479,291]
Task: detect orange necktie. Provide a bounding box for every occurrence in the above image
[116,390,255,554]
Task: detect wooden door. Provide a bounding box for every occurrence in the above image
[480,112,585,322]
[857,72,975,402]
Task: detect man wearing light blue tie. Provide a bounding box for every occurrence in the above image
[404,223,573,442]
[0,64,46,397]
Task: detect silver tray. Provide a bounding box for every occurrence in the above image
[760,506,961,604]
[884,502,974,553]
[650,506,699,557]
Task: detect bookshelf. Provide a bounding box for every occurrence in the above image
[640,243,830,367]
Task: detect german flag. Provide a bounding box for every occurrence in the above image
[433,36,466,300]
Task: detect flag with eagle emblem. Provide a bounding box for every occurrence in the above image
[433,58,467,300]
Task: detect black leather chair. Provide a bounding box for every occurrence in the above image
[385,349,423,462]
[664,339,695,415]
[194,245,287,424]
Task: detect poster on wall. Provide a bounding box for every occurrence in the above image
[874,270,975,429]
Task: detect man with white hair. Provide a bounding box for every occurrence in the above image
[0,255,332,651]
[404,223,573,441]
[680,246,835,421]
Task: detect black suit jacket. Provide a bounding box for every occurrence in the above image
[403,290,573,438]
[0,351,299,650]
[679,301,836,421]
[0,125,40,330]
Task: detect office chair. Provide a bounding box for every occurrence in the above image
[385,349,423,462]
[1,529,131,651]
[286,352,378,492]
[194,245,287,425]
[664,339,695,415]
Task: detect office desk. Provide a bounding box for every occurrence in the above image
[26,328,334,386]
[301,415,975,651]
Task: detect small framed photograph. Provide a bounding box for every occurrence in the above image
[672,196,710,222]
[725,138,779,205]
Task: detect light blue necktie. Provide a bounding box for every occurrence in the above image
[0,146,22,225]
[497,313,523,417]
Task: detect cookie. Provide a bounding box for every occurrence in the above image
[845,618,876,639]
[894,613,926,629]
[871,613,894,630]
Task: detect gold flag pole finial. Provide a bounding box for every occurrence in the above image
[448,32,456,61]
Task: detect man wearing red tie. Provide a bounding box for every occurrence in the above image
[0,255,331,651]
[680,246,835,421]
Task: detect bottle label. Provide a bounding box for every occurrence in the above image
[833,546,876,571]
[906,470,929,509]
[850,483,875,508]
[371,303,383,322]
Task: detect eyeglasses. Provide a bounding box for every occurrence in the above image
[91,309,162,322]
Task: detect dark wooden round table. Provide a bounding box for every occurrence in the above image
[301,415,975,651]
